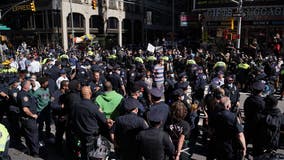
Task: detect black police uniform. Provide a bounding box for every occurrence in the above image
[48,65,61,81]
[224,83,240,113]
[244,93,265,155]
[0,83,9,122]
[89,78,105,99]
[7,86,21,144]
[17,90,39,155]
[137,109,175,160]
[193,73,207,102]
[113,112,148,160]
[212,109,244,160]
[50,90,65,147]
[72,99,107,160]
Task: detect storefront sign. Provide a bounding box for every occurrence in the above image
[206,6,284,19]
[180,12,189,27]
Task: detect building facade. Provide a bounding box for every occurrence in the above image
[193,0,284,50]
[0,0,176,50]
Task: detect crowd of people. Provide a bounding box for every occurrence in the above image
[0,36,283,160]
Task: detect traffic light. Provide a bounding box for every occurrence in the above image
[92,0,97,10]
[30,1,36,12]
[231,18,234,30]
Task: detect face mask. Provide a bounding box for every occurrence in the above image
[170,74,174,78]
[138,93,143,98]
[228,83,233,88]
[183,78,188,82]
[181,95,185,101]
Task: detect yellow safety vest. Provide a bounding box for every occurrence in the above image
[214,61,227,69]
[186,59,196,65]
[238,63,250,70]
[0,123,9,152]
[135,57,144,64]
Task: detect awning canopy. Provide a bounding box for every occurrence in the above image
[0,24,11,31]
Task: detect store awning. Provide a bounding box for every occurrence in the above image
[0,24,11,31]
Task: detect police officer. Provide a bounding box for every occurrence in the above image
[108,64,126,96]
[121,85,145,117]
[72,86,112,160]
[126,64,136,91]
[7,78,21,146]
[243,81,265,156]
[111,98,149,160]
[17,80,39,157]
[148,88,170,128]
[212,96,246,160]
[50,80,69,150]
[193,66,207,102]
[164,71,176,104]
[137,109,175,160]
[89,70,105,99]
[0,78,9,122]
[223,75,240,114]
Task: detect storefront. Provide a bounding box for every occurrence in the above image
[202,5,284,49]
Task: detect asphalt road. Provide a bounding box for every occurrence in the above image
[8,92,284,160]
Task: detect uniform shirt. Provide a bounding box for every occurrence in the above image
[61,90,81,117]
[17,90,38,118]
[137,128,175,160]
[0,83,8,102]
[8,87,20,113]
[50,90,64,115]
[48,78,57,95]
[244,95,265,126]
[211,109,243,158]
[224,84,240,106]
[112,113,148,159]
[32,88,50,112]
[211,77,224,88]
[48,65,61,81]
[89,78,105,98]
[72,99,106,136]
[194,73,207,91]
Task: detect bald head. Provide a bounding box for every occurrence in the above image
[81,86,92,99]
[220,96,231,110]
[104,81,113,91]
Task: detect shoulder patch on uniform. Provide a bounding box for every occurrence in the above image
[23,96,29,102]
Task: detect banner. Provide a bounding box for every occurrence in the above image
[147,43,155,53]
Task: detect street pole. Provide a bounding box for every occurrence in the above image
[69,0,74,48]
[172,0,175,48]
[236,0,242,53]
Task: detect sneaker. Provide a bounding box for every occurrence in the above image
[39,140,45,147]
